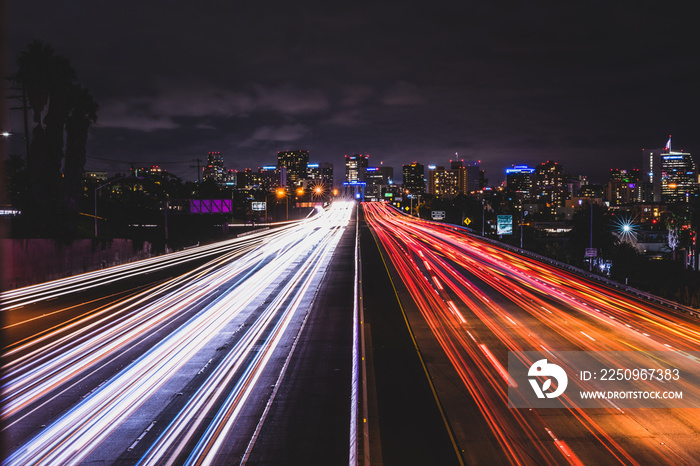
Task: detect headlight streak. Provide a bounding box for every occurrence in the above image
[364,202,698,466]
[3,203,353,465]
[0,228,294,311]
[139,216,347,465]
[2,242,270,421]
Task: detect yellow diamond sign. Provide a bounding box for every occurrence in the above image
[464,217,472,226]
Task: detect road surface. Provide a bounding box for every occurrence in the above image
[364,202,700,466]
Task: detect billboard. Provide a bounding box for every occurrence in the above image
[497,215,513,235]
[252,202,266,211]
[189,199,233,214]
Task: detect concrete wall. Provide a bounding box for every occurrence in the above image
[1,238,154,290]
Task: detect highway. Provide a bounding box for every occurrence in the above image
[1,202,354,465]
[364,202,700,466]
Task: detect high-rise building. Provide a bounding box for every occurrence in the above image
[505,165,535,199]
[643,137,696,204]
[236,168,254,190]
[661,152,696,204]
[643,147,665,203]
[259,166,281,191]
[403,162,425,195]
[605,168,640,205]
[345,154,369,183]
[533,161,567,213]
[277,150,309,188]
[463,160,480,194]
[428,165,460,198]
[307,162,334,188]
[365,166,394,201]
[203,152,226,183]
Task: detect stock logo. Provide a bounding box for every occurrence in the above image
[528,359,568,398]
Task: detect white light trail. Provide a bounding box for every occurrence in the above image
[4,202,353,465]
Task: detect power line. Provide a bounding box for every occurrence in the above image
[190,158,203,183]
[87,155,196,165]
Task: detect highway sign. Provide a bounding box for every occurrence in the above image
[497,215,513,235]
[432,211,446,220]
[464,217,472,226]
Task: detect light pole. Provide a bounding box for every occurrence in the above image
[520,207,524,249]
[589,201,594,271]
[277,188,288,221]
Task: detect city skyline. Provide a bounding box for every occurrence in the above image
[5,1,698,184]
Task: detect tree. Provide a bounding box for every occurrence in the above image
[12,41,97,236]
[64,85,99,213]
[665,212,683,261]
[567,203,617,267]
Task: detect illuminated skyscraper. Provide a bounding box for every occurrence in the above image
[643,147,665,203]
[506,165,535,199]
[203,152,226,183]
[364,166,393,201]
[277,150,309,188]
[345,154,369,183]
[605,168,640,205]
[428,165,459,198]
[403,162,425,195]
[661,152,696,204]
[533,161,567,213]
[643,137,695,203]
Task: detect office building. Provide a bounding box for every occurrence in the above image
[403,162,425,195]
[643,137,696,204]
[533,161,567,213]
[365,166,394,201]
[428,165,460,198]
[505,165,535,199]
[345,154,369,183]
[605,169,640,205]
[203,152,226,183]
[661,152,696,204]
[307,162,334,188]
[277,150,309,188]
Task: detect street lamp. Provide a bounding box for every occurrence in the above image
[613,214,638,285]
[277,188,288,221]
[482,198,485,236]
[589,201,594,271]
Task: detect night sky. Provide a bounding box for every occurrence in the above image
[5,1,699,184]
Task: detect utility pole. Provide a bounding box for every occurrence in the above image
[163,199,169,242]
[190,158,203,183]
[6,78,31,164]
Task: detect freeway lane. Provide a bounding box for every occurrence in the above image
[1,227,289,347]
[364,202,700,465]
[1,202,354,465]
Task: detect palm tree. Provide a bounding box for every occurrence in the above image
[64,85,99,213]
[15,41,54,126]
[13,41,87,234]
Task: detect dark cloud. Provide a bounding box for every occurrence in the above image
[6,0,699,183]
